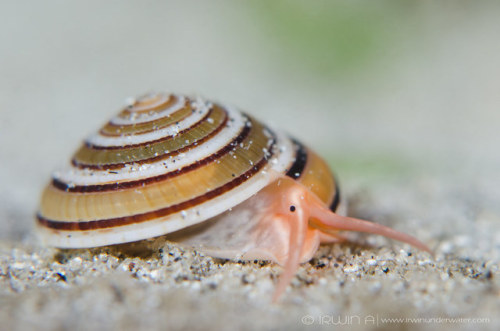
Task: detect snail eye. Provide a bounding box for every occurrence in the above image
[289,205,296,212]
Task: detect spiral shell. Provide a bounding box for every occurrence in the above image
[36,92,339,248]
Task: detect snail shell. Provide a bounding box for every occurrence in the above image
[36,92,430,301]
[36,92,338,246]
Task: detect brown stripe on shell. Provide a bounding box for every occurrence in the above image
[100,97,192,137]
[285,139,308,180]
[119,93,174,117]
[37,146,273,231]
[71,106,229,170]
[41,117,275,222]
[85,105,219,150]
[54,118,254,193]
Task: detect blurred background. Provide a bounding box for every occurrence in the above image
[1,0,499,240]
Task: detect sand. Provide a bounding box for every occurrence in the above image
[1,172,499,331]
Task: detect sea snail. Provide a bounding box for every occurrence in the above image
[36,92,430,301]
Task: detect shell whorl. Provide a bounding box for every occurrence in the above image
[37,92,302,248]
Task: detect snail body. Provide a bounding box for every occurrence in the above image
[36,92,430,301]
